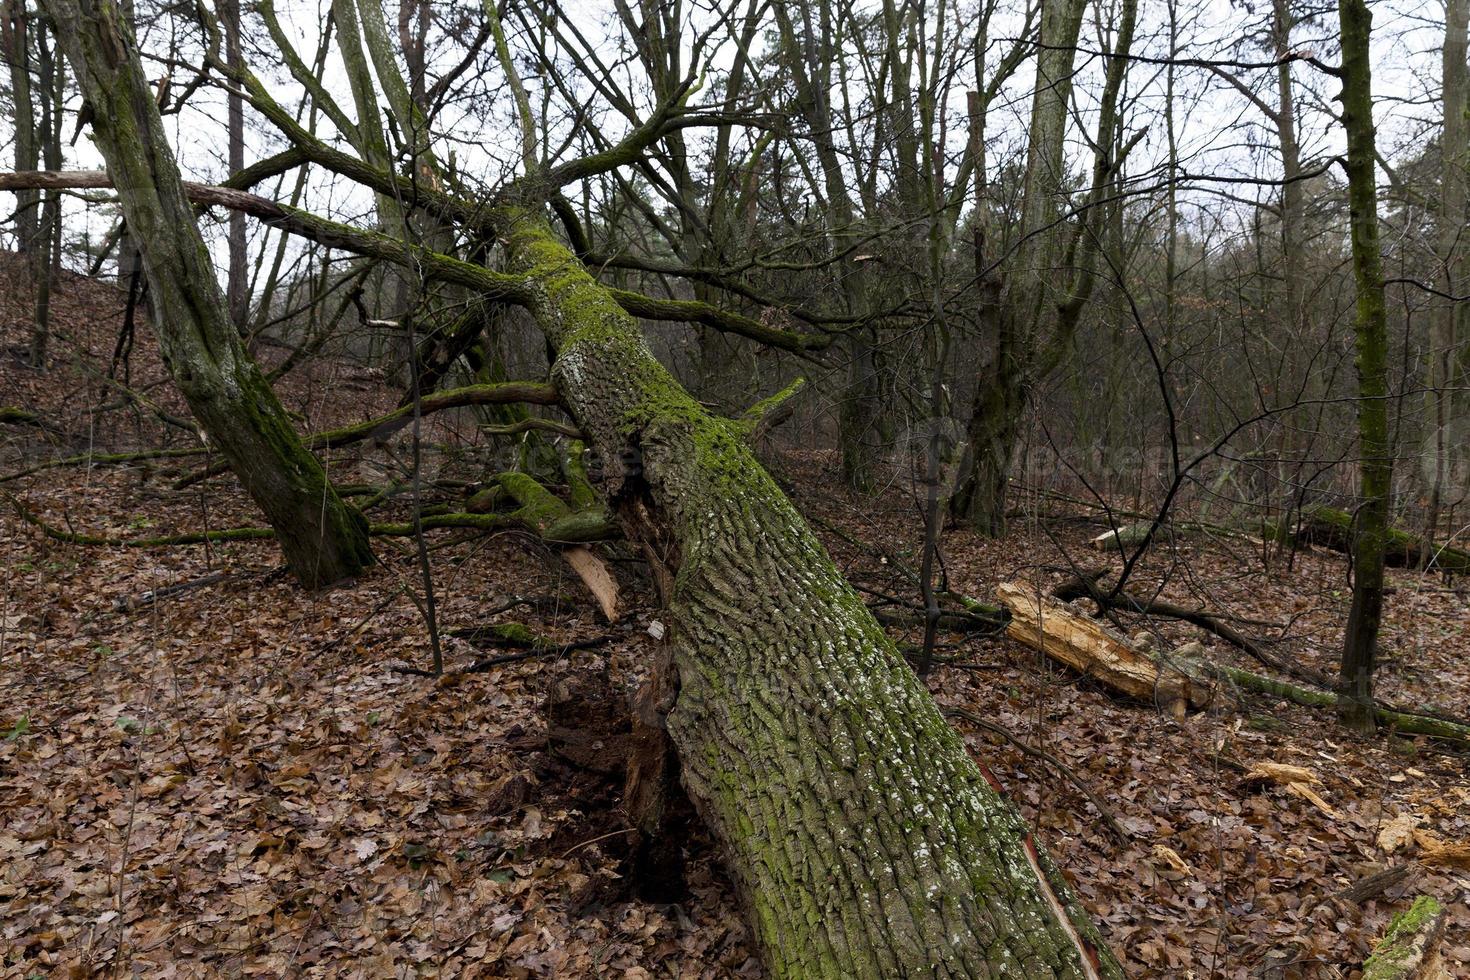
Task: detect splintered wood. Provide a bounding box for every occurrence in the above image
[562,546,620,623]
[995,581,1207,718]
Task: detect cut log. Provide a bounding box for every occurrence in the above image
[995,581,1207,717]
[1362,896,1447,980]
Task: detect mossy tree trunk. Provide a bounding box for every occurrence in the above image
[44,0,373,588]
[1335,0,1393,735]
[501,206,1118,978]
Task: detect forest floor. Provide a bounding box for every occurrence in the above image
[2,259,1469,978]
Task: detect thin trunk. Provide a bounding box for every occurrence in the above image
[45,0,373,589]
[956,0,1098,534]
[4,0,41,366]
[31,20,61,369]
[1336,0,1393,735]
[1428,0,1469,530]
[223,0,249,330]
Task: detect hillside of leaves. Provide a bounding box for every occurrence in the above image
[2,259,1468,976]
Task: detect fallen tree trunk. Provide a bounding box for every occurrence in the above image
[502,211,1120,977]
[1362,896,1447,980]
[1295,506,1470,575]
[996,580,1470,740]
[1180,651,1470,741]
[996,581,1208,717]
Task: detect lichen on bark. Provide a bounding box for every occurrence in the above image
[499,205,1120,978]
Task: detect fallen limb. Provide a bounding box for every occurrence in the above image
[1289,506,1470,575]
[6,492,570,549]
[1336,864,1414,906]
[871,605,1009,633]
[113,571,232,611]
[995,581,1207,717]
[1052,573,1330,686]
[1362,896,1447,980]
[2,446,206,484]
[997,581,1470,740]
[1181,650,1470,742]
[8,493,277,546]
[450,624,618,673]
[0,406,65,438]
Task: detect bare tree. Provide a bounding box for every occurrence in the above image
[42,0,374,589]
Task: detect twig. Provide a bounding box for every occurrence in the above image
[946,706,1130,842]
[112,571,231,611]
[458,634,618,674]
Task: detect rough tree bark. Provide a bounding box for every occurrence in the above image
[43,0,373,589]
[1335,0,1393,734]
[500,205,1120,978]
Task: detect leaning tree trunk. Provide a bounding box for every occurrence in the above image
[1335,0,1393,735]
[501,206,1118,978]
[45,0,373,589]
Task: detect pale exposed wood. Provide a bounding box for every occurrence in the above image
[562,546,620,623]
[1089,523,1156,551]
[996,581,1205,715]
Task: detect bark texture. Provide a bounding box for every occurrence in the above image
[44,0,372,588]
[501,207,1118,979]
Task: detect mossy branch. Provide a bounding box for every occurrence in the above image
[1179,655,1470,742]
[737,378,806,441]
